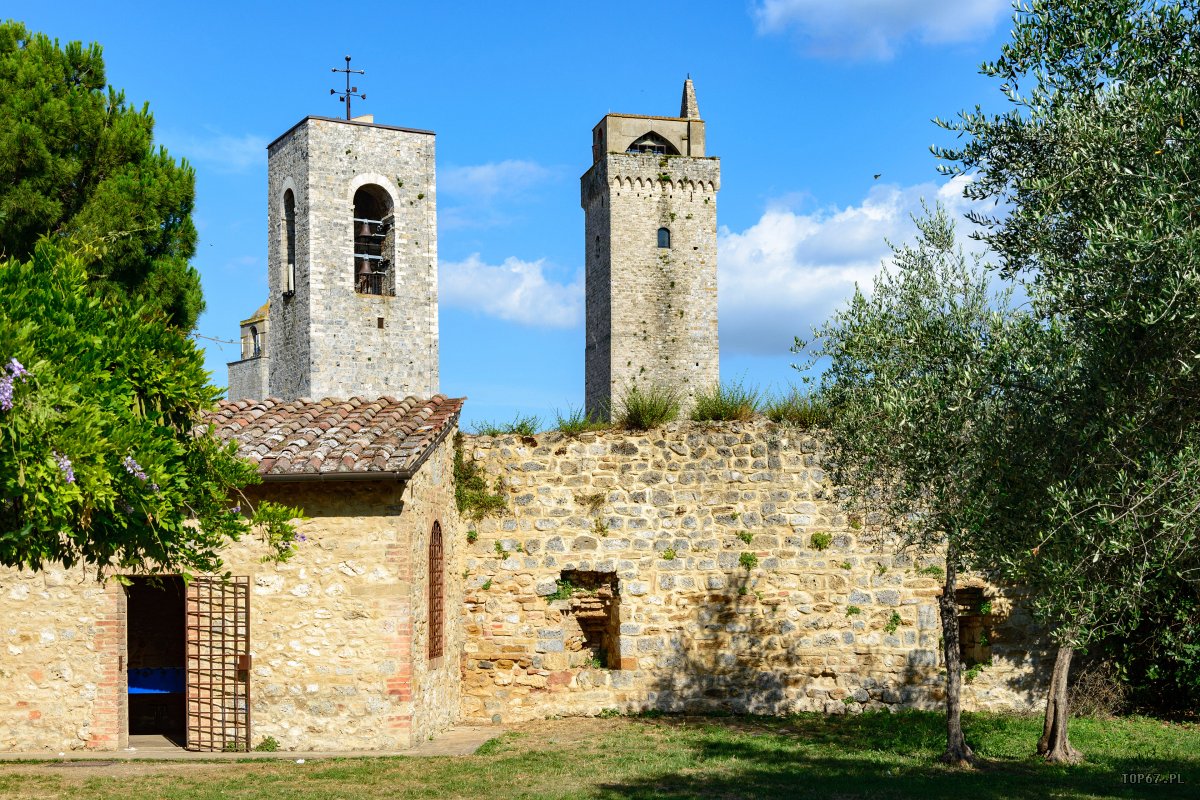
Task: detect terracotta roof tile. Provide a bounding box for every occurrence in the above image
[202,395,465,480]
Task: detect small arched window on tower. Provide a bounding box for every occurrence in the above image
[657,227,671,249]
[250,326,261,358]
[353,185,394,296]
[428,521,444,660]
[282,190,296,297]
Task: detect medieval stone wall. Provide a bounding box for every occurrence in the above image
[227,355,269,402]
[0,570,126,751]
[459,420,1048,724]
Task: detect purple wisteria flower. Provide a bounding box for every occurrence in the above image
[7,359,27,380]
[123,456,148,482]
[1,358,28,412]
[54,452,75,484]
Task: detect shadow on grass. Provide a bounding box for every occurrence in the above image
[593,714,1198,800]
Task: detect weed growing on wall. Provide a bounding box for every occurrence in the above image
[453,432,506,521]
[472,415,540,437]
[556,406,609,436]
[691,379,761,422]
[764,389,830,428]
[614,383,680,430]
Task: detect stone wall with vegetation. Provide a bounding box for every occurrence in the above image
[0,434,462,753]
[460,420,1048,724]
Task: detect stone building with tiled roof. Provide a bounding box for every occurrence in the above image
[0,80,1047,757]
[0,394,467,752]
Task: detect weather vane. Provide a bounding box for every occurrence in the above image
[331,55,365,120]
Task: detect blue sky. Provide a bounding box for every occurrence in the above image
[9,1,1013,428]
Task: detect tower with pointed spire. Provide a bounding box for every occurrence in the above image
[581,77,720,419]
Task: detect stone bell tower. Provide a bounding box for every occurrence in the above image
[581,78,720,420]
[227,113,439,401]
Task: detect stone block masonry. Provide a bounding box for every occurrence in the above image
[0,432,463,752]
[265,116,438,401]
[459,420,1048,723]
[583,153,720,420]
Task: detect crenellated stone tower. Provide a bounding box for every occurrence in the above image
[227,114,439,401]
[581,78,720,420]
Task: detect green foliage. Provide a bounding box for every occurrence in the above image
[545,578,574,602]
[738,551,758,570]
[964,662,990,684]
[555,406,608,436]
[809,532,832,551]
[662,548,677,561]
[978,601,993,616]
[252,736,280,752]
[614,383,680,431]
[466,529,478,544]
[593,517,609,537]
[846,605,862,617]
[917,565,945,578]
[0,22,202,328]
[453,433,506,521]
[764,389,829,428]
[737,531,753,545]
[0,243,299,574]
[494,540,508,558]
[838,561,852,570]
[884,612,903,635]
[481,578,492,591]
[472,414,539,437]
[928,0,1200,665]
[690,380,761,422]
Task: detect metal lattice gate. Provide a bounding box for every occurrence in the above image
[185,576,250,752]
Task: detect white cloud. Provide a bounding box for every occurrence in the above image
[441,160,553,199]
[718,175,983,354]
[440,254,582,328]
[159,127,267,174]
[753,0,1008,59]
[440,160,558,230]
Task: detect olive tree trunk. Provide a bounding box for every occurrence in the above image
[1038,645,1082,764]
[938,552,975,766]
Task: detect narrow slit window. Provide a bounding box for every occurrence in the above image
[428,521,444,660]
[657,227,671,249]
[282,190,296,295]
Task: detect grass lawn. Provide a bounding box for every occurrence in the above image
[0,711,1196,799]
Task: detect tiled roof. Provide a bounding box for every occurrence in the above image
[203,395,464,480]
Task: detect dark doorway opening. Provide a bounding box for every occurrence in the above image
[126,576,186,746]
